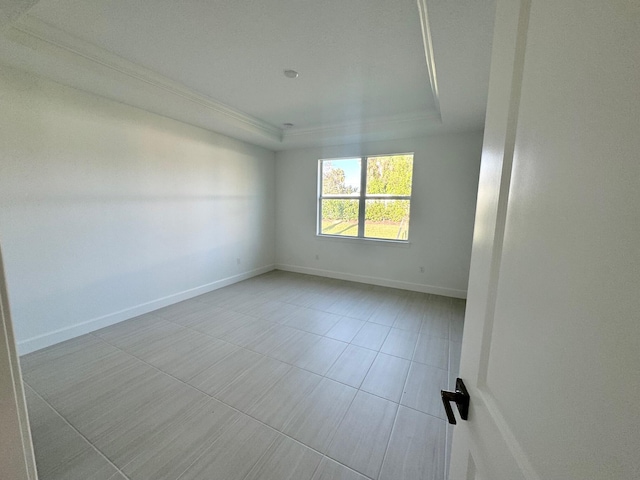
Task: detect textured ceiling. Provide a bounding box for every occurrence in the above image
[0,0,496,149]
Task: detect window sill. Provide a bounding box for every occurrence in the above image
[315,234,411,247]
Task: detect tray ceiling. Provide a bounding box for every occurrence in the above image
[0,0,495,150]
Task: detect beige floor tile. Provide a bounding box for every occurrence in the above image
[84,382,208,463]
[379,406,446,480]
[325,317,366,343]
[25,387,121,480]
[360,353,410,402]
[215,356,291,412]
[20,333,105,374]
[380,328,419,359]
[246,324,304,355]
[188,348,263,395]
[121,398,239,480]
[247,367,322,431]
[325,344,377,388]
[311,458,369,480]
[244,300,305,323]
[244,434,323,480]
[420,296,451,339]
[392,311,424,332]
[161,303,227,327]
[138,332,238,381]
[284,307,342,335]
[177,414,279,480]
[401,363,449,419]
[282,378,357,453]
[449,299,466,342]
[219,319,276,347]
[412,334,449,370]
[268,330,322,364]
[188,309,260,338]
[152,299,211,320]
[351,323,391,351]
[24,272,456,480]
[291,337,348,375]
[327,391,398,479]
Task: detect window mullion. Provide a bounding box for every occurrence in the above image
[357,157,367,238]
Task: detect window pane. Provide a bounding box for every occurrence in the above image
[364,199,410,240]
[365,155,413,196]
[320,199,359,237]
[321,158,361,196]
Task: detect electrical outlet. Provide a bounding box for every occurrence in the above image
[419,266,425,273]
[315,254,319,260]
[236,258,241,265]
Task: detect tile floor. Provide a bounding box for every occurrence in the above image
[20,270,465,480]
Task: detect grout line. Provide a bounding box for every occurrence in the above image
[23,383,132,480]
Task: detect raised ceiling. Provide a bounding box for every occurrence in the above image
[0,0,496,150]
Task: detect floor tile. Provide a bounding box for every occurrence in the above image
[246,324,303,355]
[325,317,366,343]
[268,330,322,364]
[120,398,239,480]
[291,337,348,375]
[412,334,449,370]
[379,406,446,480]
[284,308,342,335]
[327,391,398,479]
[380,328,419,359]
[360,353,410,402]
[25,387,121,480]
[177,414,279,480]
[282,378,357,453]
[188,348,263,395]
[351,323,390,351]
[23,272,457,480]
[311,458,369,480]
[401,363,449,419]
[244,300,305,323]
[248,367,322,431]
[215,356,291,412]
[243,434,323,480]
[392,310,424,332]
[449,299,466,342]
[153,299,211,321]
[137,332,238,381]
[219,319,276,347]
[325,344,377,388]
[188,310,259,338]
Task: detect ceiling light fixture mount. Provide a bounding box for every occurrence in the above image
[283,69,299,79]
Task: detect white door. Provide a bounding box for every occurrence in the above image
[448,0,640,479]
[0,244,37,480]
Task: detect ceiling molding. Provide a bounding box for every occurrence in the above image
[417,0,441,118]
[8,15,283,142]
[0,7,459,151]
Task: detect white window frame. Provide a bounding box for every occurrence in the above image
[317,153,414,242]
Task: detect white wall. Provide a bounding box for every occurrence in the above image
[0,67,276,354]
[275,133,482,297]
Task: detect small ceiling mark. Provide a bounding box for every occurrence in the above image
[283,69,299,79]
[283,123,294,128]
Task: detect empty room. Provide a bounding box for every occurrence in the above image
[1,1,638,480]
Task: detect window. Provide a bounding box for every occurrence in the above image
[317,153,414,241]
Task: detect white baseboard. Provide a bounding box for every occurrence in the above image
[275,263,467,299]
[17,264,275,355]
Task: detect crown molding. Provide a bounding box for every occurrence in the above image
[1,12,445,150]
[6,15,283,143]
[417,0,441,119]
